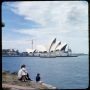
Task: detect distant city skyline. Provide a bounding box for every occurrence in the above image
[2,1,88,54]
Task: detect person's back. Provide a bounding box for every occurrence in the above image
[36,73,40,82]
[18,65,27,78]
[18,68,22,79]
[22,67,27,75]
[18,64,32,81]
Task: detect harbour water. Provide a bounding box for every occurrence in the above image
[2,55,89,89]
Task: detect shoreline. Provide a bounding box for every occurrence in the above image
[2,71,57,90]
[2,54,88,58]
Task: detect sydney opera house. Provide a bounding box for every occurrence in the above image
[26,38,72,57]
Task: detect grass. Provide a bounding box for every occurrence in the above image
[2,71,48,89]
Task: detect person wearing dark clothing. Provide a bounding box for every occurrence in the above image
[36,73,40,82]
[26,73,32,81]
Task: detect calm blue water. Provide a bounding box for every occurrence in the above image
[2,55,89,89]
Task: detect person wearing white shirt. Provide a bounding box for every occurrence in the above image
[18,64,32,81]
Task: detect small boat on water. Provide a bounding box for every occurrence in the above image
[40,56,56,58]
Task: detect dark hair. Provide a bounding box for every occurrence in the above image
[21,64,26,68]
[37,73,40,76]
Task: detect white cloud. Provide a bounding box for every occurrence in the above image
[8,1,88,29]
[9,1,88,41]
[3,1,88,53]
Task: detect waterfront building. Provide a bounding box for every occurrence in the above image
[2,49,20,56]
[26,38,72,57]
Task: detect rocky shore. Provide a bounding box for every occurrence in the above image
[2,71,57,90]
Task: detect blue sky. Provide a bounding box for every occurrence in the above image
[2,1,88,53]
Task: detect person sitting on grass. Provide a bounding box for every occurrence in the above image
[18,64,32,81]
